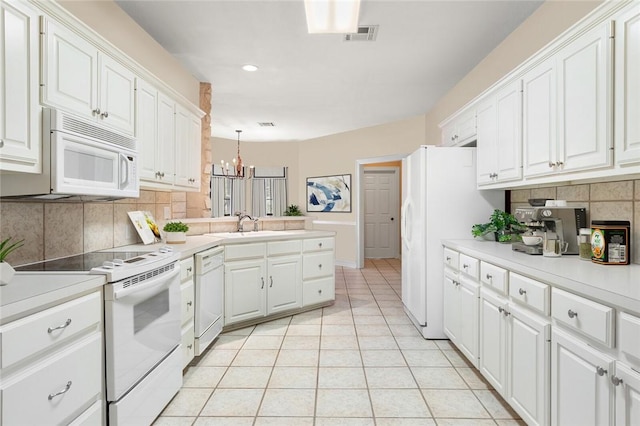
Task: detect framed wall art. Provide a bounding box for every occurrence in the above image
[306,174,352,213]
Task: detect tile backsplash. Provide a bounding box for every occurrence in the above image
[511,179,640,264]
[0,189,306,266]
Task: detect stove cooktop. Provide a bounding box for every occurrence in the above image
[15,251,151,272]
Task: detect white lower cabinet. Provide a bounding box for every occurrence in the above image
[613,362,640,426]
[179,257,195,368]
[0,290,104,425]
[551,327,614,426]
[267,254,302,315]
[225,257,267,325]
[302,237,335,306]
[479,287,509,395]
[444,267,479,368]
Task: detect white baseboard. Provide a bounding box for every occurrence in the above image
[335,260,357,269]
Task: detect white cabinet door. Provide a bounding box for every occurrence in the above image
[479,287,508,395]
[523,57,556,178]
[267,255,302,315]
[98,54,135,135]
[0,0,40,174]
[458,276,479,368]
[476,97,497,185]
[614,362,640,426]
[443,270,459,343]
[225,259,266,325]
[557,21,613,173]
[495,79,523,183]
[614,4,640,165]
[157,92,175,184]
[508,303,551,426]
[174,105,201,189]
[136,78,159,182]
[43,19,98,121]
[551,327,614,426]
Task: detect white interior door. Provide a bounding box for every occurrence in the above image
[363,167,399,259]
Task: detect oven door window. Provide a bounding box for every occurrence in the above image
[134,289,170,333]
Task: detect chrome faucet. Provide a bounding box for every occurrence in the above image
[236,212,258,232]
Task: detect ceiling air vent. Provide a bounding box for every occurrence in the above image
[257,122,275,127]
[344,25,378,42]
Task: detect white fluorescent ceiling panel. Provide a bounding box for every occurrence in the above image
[304,0,361,34]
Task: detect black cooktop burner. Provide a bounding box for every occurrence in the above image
[15,251,148,272]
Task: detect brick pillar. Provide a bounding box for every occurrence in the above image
[186,82,212,218]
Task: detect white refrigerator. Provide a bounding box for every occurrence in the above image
[401,146,503,339]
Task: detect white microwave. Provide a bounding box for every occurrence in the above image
[1,108,139,200]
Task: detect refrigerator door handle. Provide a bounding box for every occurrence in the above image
[401,198,412,249]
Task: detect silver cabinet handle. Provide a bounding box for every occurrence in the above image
[269,276,273,288]
[187,343,193,349]
[48,381,72,400]
[498,307,504,314]
[319,242,323,248]
[596,366,607,376]
[187,267,192,273]
[318,289,323,294]
[101,111,109,118]
[519,288,526,296]
[463,264,469,269]
[0,139,4,148]
[611,376,623,386]
[556,161,564,167]
[261,277,265,289]
[486,273,492,280]
[48,318,72,333]
[568,309,578,319]
[446,256,451,261]
[187,301,193,307]
[318,264,322,269]
[549,162,555,168]
[92,108,101,116]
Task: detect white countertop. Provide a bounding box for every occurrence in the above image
[443,239,640,314]
[2,230,335,323]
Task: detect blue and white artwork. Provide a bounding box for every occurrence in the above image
[306,174,351,212]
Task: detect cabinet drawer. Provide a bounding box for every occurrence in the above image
[69,400,102,425]
[619,311,640,370]
[303,251,334,279]
[0,291,101,369]
[509,273,550,315]
[459,254,479,279]
[1,333,102,426]
[181,324,195,369]
[180,257,194,282]
[443,248,459,270]
[181,280,195,326]
[303,276,335,306]
[268,239,302,256]
[225,242,266,261]
[551,288,614,347]
[480,262,508,294]
[302,237,334,252]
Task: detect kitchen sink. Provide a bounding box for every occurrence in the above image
[206,230,291,239]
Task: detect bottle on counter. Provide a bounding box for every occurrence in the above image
[578,228,592,261]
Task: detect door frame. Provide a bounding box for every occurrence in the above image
[356,153,406,269]
[362,166,400,260]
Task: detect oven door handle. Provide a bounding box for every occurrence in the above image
[113,267,179,300]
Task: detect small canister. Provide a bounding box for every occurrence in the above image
[591,220,630,265]
[578,228,591,261]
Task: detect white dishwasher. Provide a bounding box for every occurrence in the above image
[194,246,225,355]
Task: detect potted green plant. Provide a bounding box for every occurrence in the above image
[472,209,524,243]
[0,237,24,285]
[284,204,303,216]
[163,221,189,244]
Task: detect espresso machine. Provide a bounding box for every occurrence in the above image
[512,207,588,255]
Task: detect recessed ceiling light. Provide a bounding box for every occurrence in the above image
[242,64,258,72]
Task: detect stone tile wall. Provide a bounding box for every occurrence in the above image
[511,179,640,264]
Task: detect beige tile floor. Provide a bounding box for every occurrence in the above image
[154,259,524,426]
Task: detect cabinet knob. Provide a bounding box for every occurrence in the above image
[101,111,109,118]
[187,301,193,307]
[318,289,323,294]
[463,264,469,269]
[611,376,623,386]
[187,344,193,349]
[92,108,101,116]
[187,267,192,273]
[0,139,4,148]
[48,318,72,333]
[48,381,73,400]
[556,161,564,167]
[318,264,322,269]
[518,288,526,296]
[319,242,323,248]
[595,366,607,376]
[567,309,578,319]
[486,273,492,280]
[549,162,555,168]
[446,256,451,261]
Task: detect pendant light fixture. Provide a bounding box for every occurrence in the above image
[219,130,254,179]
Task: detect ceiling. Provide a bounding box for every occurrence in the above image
[115,0,543,142]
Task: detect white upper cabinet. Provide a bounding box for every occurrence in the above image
[0,0,41,173]
[614,4,640,165]
[157,92,176,185]
[174,104,201,189]
[440,108,476,147]
[556,20,613,173]
[136,78,159,182]
[523,57,556,177]
[477,80,523,186]
[42,19,135,136]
